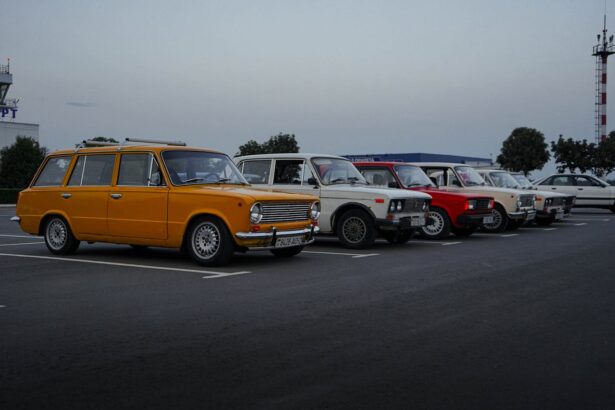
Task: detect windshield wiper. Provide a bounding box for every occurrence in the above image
[183,177,205,184]
[331,177,348,184]
[347,177,366,185]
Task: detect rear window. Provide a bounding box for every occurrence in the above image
[33,156,72,187]
[68,154,116,186]
[241,160,271,184]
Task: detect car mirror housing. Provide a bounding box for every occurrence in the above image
[307,177,318,186]
[388,181,399,188]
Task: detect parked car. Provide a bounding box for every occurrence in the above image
[476,169,566,226]
[235,154,432,247]
[532,174,615,213]
[509,172,576,214]
[412,162,536,233]
[353,162,495,238]
[11,140,321,266]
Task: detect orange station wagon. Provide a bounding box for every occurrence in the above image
[12,139,320,266]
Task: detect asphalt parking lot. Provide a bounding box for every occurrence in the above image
[1,206,615,409]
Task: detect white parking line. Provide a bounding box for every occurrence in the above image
[0,252,250,276]
[501,234,519,237]
[0,305,6,308]
[574,223,587,226]
[411,240,462,246]
[543,228,557,231]
[442,241,463,246]
[567,218,610,222]
[202,272,253,279]
[0,234,42,239]
[0,242,44,247]
[302,250,379,258]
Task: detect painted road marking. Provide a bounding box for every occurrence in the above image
[543,228,557,231]
[574,223,588,226]
[202,272,253,279]
[411,240,462,246]
[302,250,379,258]
[0,252,250,276]
[0,242,44,247]
[0,305,6,308]
[567,218,610,222]
[0,234,42,239]
[501,234,519,237]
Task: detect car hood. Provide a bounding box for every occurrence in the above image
[460,186,530,197]
[532,190,567,199]
[322,185,432,200]
[177,185,319,202]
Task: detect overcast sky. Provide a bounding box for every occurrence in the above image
[1,0,611,176]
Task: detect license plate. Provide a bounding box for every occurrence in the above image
[526,212,536,221]
[556,210,564,219]
[411,216,426,227]
[483,216,494,224]
[275,236,303,248]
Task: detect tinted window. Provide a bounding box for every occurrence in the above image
[273,160,304,185]
[574,176,600,187]
[241,160,271,184]
[550,176,573,186]
[68,155,115,186]
[118,153,165,186]
[162,151,247,185]
[33,156,71,186]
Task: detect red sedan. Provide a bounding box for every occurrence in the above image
[354,162,495,239]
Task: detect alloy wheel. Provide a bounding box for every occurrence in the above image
[342,216,367,244]
[192,222,221,259]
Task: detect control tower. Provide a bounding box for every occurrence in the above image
[0,59,19,119]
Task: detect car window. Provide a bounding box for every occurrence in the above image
[360,168,396,187]
[550,176,573,186]
[118,153,165,186]
[33,156,72,187]
[273,160,304,185]
[447,170,462,187]
[241,160,271,184]
[574,176,600,187]
[68,154,116,186]
[423,168,445,186]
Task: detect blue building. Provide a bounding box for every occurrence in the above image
[343,152,492,167]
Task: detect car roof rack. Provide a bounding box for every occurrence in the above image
[76,137,187,150]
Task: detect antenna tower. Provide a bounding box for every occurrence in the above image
[593,14,615,142]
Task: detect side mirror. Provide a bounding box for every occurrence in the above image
[307,177,318,186]
[388,181,399,188]
[429,177,438,186]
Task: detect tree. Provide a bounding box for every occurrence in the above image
[0,136,48,188]
[550,136,594,174]
[496,127,550,175]
[236,133,300,157]
[591,133,615,177]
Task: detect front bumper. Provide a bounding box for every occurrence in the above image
[457,211,494,227]
[509,209,536,221]
[235,225,319,250]
[537,207,565,221]
[10,216,20,222]
[377,212,428,231]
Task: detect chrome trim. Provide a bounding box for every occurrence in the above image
[246,236,317,251]
[235,225,320,239]
[10,216,20,222]
[509,210,536,217]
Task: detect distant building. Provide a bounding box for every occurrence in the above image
[0,121,40,149]
[343,152,493,167]
[0,60,40,149]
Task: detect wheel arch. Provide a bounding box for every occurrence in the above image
[330,202,376,233]
[38,211,75,237]
[180,211,235,251]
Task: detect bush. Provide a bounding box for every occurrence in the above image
[0,188,20,204]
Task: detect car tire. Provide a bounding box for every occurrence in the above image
[535,218,553,226]
[507,220,523,230]
[186,216,234,266]
[452,226,476,237]
[420,207,451,239]
[270,245,304,257]
[611,205,615,214]
[44,216,80,255]
[336,209,376,249]
[481,204,508,233]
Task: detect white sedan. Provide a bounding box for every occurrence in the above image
[533,174,615,213]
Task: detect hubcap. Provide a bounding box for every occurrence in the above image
[342,216,367,243]
[46,219,67,250]
[192,222,221,259]
[485,209,503,230]
[423,211,444,236]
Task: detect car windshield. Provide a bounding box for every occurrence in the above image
[489,171,520,189]
[312,158,367,185]
[394,165,434,188]
[454,166,486,186]
[512,174,532,186]
[161,150,248,185]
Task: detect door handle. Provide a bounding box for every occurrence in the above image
[61,193,72,199]
[578,188,584,191]
[110,193,122,199]
[551,187,556,190]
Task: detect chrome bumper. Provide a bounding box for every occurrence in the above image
[10,216,20,222]
[235,225,319,239]
[509,209,536,220]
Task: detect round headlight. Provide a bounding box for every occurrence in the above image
[250,203,263,224]
[309,202,320,220]
[396,201,403,212]
[422,201,429,211]
[516,198,523,208]
[389,201,396,212]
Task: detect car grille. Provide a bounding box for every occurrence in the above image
[550,197,564,206]
[475,198,491,209]
[260,202,310,223]
[402,198,430,212]
[519,194,534,208]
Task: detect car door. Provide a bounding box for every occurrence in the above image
[238,159,273,188]
[107,152,169,240]
[64,154,115,235]
[539,175,576,196]
[270,159,321,197]
[572,176,610,207]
